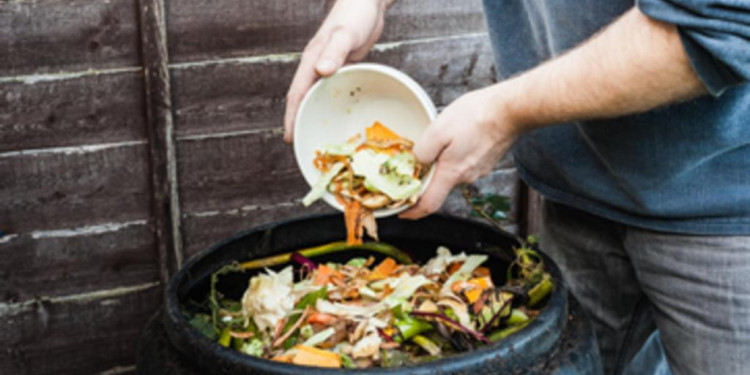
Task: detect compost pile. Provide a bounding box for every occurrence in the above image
[186,242,553,369]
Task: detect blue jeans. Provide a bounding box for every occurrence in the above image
[540,200,750,375]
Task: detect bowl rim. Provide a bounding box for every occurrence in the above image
[163,213,568,375]
[292,62,438,218]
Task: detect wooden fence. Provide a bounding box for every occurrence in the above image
[0,1,521,373]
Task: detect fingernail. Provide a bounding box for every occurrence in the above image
[316,60,335,74]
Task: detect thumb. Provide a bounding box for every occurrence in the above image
[399,162,457,220]
[315,31,354,76]
[412,122,449,165]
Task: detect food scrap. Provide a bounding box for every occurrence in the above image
[188,243,553,368]
[303,122,425,244]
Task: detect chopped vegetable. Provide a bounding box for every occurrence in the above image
[302,327,336,347]
[413,334,441,356]
[366,121,401,143]
[302,162,346,207]
[313,264,340,286]
[372,257,397,278]
[292,345,341,368]
[440,255,488,296]
[240,339,265,357]
[307,312,337,325]
[241,266,295,333]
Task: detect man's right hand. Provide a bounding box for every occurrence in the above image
[283,0,393,143]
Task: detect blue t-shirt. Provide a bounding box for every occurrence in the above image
[482,0,750,235]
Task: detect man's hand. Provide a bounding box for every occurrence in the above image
[284,0,393,143]
[399,87,521,219]
[400,7,706,220]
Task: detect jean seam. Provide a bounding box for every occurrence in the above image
[614,295,649,375]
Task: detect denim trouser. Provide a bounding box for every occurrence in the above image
[540,200,750,375]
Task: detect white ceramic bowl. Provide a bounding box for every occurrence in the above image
[293,63,437,217]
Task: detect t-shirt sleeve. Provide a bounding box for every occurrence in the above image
[637,0,750,96]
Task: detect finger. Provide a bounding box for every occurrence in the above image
[315,31,354,76]
[399,162,457,220]
[412,120,449,165]
[284,46,324,143]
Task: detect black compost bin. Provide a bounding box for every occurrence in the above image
[136,213,603,375]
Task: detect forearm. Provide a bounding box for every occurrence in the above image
[494,7,707,131]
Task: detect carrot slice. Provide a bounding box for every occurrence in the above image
[464,289,483,304]
[452,276,495,303]
[374,257,397,277]
[344,200,363,245]
[366,121,401,143]
[271,353,294,363]
[292,346,341,368]
[307,312,337,325]
[447,261,463,275]
[314,264,334,286]
[367,257,398,281]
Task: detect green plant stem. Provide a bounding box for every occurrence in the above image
[239,241,413,270]
[528,274,554,307]
[488,321,531,342]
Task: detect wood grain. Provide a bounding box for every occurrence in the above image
[139,0,185,281]
[176,130,305,214]
[0,221,158,303]
[0,0,141,76]
[0,284,161,375]
[0,71,146,153]
[0,144,152,233]
[166,0,487,63]
[183,201,334,258]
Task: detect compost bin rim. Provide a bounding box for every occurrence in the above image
[163,213,568,374]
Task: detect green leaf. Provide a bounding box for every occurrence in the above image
[471,197,487,206]
[485,195,511,212]
[395,317,434,341]
[296,286,328,310]
[346,257,368,267]
[240,339,265,357]
[188,314,217,340]
[340,352,357,369]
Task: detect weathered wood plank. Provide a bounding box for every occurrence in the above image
[170,33,495,137]
[0,220,158,303]
[0,71,146,154]
[183,201,334,258]
[0,144,152,233]
[523,186,544,237]
[138,0,184,281]
[166,0,487,63]
[0,0,141,76]
[176,130,305,214]
[0,284,161,375]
